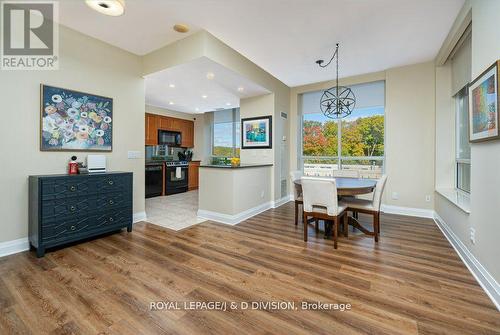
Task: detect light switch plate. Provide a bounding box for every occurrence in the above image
[127,151,142,159]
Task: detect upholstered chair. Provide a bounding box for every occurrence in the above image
[301,177,347,249]
[342,175,387,242]
[290,171,303,225]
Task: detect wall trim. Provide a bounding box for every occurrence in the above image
[0,238,30,258]
[198,201,273,225]
[133,211,147,223]
[272,195,293,208]
[434,212,500,311]
[381,204,434,218]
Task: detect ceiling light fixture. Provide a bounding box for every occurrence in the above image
[202,95,207,99]
[226,102,231,106]
[195,107,200,111]
[169,84,175,88]
[85,0,125,16]
[316,43,356,119]
[206,72,215,80]
[169,101,174,105]
[173,24,190,33]
[237,87,244,92]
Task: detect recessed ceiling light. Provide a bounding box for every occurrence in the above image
[237,87,244,92]
[85,0,125,16]
[206,72,215,80]
[173,24,190,33]
[226,102,232,106]
[195,107,200,111]
[169,101,174,105]
[169,83,175,88]
[202,95,208,99]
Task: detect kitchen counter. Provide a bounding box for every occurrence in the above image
[200,163,273,169]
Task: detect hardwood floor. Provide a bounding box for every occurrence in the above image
[1,202,499,334]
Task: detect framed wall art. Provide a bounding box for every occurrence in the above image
[40,84,113,151]
[468,61,500,142]
[241,115,272,149]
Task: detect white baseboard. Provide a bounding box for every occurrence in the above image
[0,238,30,258]
[272,195,293,208]
[133,211,147,223]
[433,212,500,311]
[381,204,434,218]
[198,201,273,225]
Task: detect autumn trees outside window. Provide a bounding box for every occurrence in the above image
[300,81,385,178]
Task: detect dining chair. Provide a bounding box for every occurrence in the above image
[301,177,347,249]
[333,169,360,178]
[342,175,388,242]
[290,171,303,225]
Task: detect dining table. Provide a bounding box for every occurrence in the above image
[293,176,378,238]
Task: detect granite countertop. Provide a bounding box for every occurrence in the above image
[199,163,273,169]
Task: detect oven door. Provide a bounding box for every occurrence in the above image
[165,166,189,195]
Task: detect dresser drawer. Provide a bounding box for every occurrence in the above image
[41,208,131,245]
[41,196,96,220]
[95,192,131,211]
[41,177,90,200]
[96,174,132,193]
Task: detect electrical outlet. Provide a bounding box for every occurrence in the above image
[127,151,141,159]
[470,228,476,244]
[425,195,431,202]
[392,192,399,200]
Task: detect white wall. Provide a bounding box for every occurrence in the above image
[435,0,500,288]
[0,26,145,243]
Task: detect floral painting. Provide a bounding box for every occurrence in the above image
[468,61,500,142]
[41,85,113,151]
[241,116,272,149]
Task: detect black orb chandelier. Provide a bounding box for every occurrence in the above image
[316,43,356,119]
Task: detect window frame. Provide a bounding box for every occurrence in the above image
[454,86,471,194]
[211,108,240,158]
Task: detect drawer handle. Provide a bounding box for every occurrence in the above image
[108,180,114,185]
[70,206,76,212]
[70,225,76,231]
[109,217,114,222]
[70,185,76,192]
[109,200,114,205]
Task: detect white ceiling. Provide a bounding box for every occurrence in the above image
[58,0,464,87]
[145,57,270,114]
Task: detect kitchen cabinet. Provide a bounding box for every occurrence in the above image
[145,113,158,145]
[188,161,200,190]
[145,114,195,148]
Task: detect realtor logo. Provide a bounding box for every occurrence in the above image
[1,1,59,70]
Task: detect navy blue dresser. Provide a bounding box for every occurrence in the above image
[29,172,133,257]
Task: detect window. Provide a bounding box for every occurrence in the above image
[301,81,385,178]
[212,108,240,157]
[455,87,471,193]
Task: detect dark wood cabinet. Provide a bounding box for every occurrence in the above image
[188,161,200,190]
[29,172,133,257]
[145,113,158,145]
[146,114,194,148]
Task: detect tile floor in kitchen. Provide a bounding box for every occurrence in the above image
[145,190,206,231]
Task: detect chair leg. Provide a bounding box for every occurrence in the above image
[303,212,308,242]
[333,217,338,249]
[294,201,298,226]
[377,212,381,233]
[343,213,348,238]
[374,213,379,242]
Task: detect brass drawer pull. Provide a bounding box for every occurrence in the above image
[70,185,76,191]
[109,217,114,222]
[109,200,114,205]
[108,180,114,185]
[70,225,76,231]
[70,206,76,212]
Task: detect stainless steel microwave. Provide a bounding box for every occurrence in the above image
[158,130,182,147]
